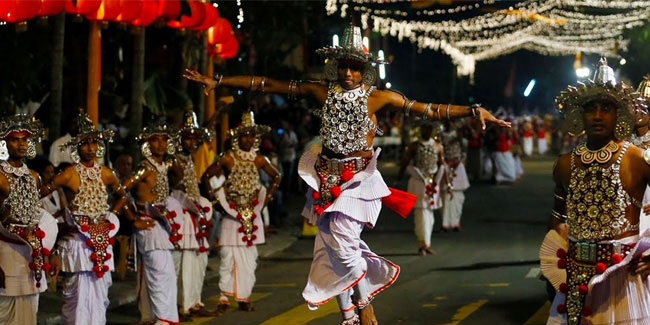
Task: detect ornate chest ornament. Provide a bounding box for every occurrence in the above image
[631,132,650,149]
[414,141,439,207]
[574,141,619,165]
[226,149,262,246]
[177,154,201,201]
[318,83,380,155]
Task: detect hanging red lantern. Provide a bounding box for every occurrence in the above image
[157,0,179,20]
[0,0,42,22]
[207,17,232,45]
[219,33,238,59]
[192,1,218,31]
[65,0,102,16]
[167,0,204,29]
[131,0,158,26]
[39,0,65,17]
[85,0,121,21]
[115,0,142,23]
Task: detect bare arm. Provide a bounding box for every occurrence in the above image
[549,156,569,238]
[40,166,73,198]
[374,89,511,130]
[182,69,328,103]
[103,167,128,216]
[257,155,281,206]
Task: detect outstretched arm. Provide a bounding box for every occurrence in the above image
[375,89,511,130]
[182,69,328,103]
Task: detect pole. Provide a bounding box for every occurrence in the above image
[87,21,101,126]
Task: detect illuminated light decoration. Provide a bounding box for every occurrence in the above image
[342,0,650,79]
[523,79,536,97]
[115,0,142,23]
[85,0,122,21]
[192,1,219,31]
[362,35,369,51]
[576,67,590,78]
[0,0,42,22]
[65,0,102,16]
[157,0,180,20]
[236,0,243,24]
[208,17,232,45]
[39,0,66,17]
[167,0,205,29]
[386,82,392,89]
[220,32,239,59]
[620,58,626,65]
[333,34,339,46]
[131,0,159,27]
[378,49,386,80]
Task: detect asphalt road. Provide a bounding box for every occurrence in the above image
[65,158,557,325]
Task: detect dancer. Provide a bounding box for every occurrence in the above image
[122,121,183,325]
[202,111,280,313]
[494,127,517,185]
[169,111,214,317]
[0,114,58,325]
[398,121,443,255]
[537,120,548,155]
[441,122,470,232]
[40,112,125,325]
[633,78,650,234]
[522,119,534,156]
[541,59,650,325]
[185,25,509,325]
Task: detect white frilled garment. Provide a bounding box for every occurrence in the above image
[494,152,517,182]
[135,197,184,252]
[216,185,266,246]
[545,231,650,325]
[58,212,120,272]
[62,272,112,325]
[298,146,399,310]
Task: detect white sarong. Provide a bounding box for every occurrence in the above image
[218,245,258,302]
[62,272,112,325]
[538,138,548,155]
[137,249,179,324]
[414,208,434,246]
[494,152,516,183]
[523,136,533,156]
[173,250,208,312]
[442,191,466,229]
[0,294,38,325]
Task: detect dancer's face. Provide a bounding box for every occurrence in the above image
[5,132,30,160]
[337,59,363,90]
[420,125,433,140]
[583,100,617,139]
[148,135,169,157]
[181,133,198,154]
[238,133,255,152]
[78,140,99,162]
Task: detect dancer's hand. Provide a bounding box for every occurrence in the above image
[182,68,218,96]
[48,254,61,278]
[476,107,511,130]
[133,217,155,230]
[632,255,650,278]
[643,204,650,215]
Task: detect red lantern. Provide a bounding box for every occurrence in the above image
[65,0,101,15]
[85,0,121,21]
[192,1,218,31]
[131,0,158,26]
[167,0,204,29]
[0,0,42,22]
[157,0,179,20]
[39,0,65,17]
[115,0,142,23]
[207,17,232,45]
[220,33,239,59]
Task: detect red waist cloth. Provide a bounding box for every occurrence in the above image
[382,187,416,219]
[537,131,546,138]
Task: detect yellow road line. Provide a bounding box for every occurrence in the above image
[255,282,297,288]
[422,303,438,308]
[525,301,550,325]
[185,292,271,325]
[438,299,489,325]
[261,300,339,325]
[461,282,510,288]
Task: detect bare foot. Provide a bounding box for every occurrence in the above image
[359,304,378,325]
[238,301,255,311]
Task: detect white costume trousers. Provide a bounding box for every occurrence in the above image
[172,250,208,313]
[414,208,435,247]
[523,137,533,156]
[137,249,179,324]
[538,138,548,154]
[62,271,112,325]
[494,152,517,182]
[0,294,38,325]
[219,245,258,302]
[442,191,465,229]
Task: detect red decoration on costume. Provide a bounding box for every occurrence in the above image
[556,248,566,258]
[199,246,207,253]
[559,282,568,293]
[31,249,39,258]
[229,202,236,209]
[108,223,116,230]
[35,229,45,239]
[96,271,104,278]
[202,206,211,213]
[29,262,37,270]
[42,262,51,272]
[381,187,416,219]
[251,213,257,220]
[238,226,244,233]
[579,284,588,295]
[105,253,111,260]
[236,213,242,220]
[312,191,321,201]
[611,253,623,264]
[42,247,52,257]
[252,199,259,206]
[595,262,607,274]
[557,258,567,269]
[102,265,109,272]
[582,306,592,317]
[313,204,321,212]
[81,224,90,232]
[241,236,248,242]
[557,304,567,313]
[177,234,183,240]
[86,238,93,246]
[93,265,100,272]
[109,238,115,245]
[90,252,98,261]
[252,225,258,231]
[246,240,253,247]
[169,235,178,243]
[329,186,342,198]
[341,170,354,182]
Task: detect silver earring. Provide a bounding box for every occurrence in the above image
[26,139,36,159]
[362,64,377,85]
[96,143,105,158]
[141,142,152,158]
[324,60,338,81]
[166,142,176,155]
[0,141,8,161]
[71,150,80,163]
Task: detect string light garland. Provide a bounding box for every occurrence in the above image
[327,0,650,79]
